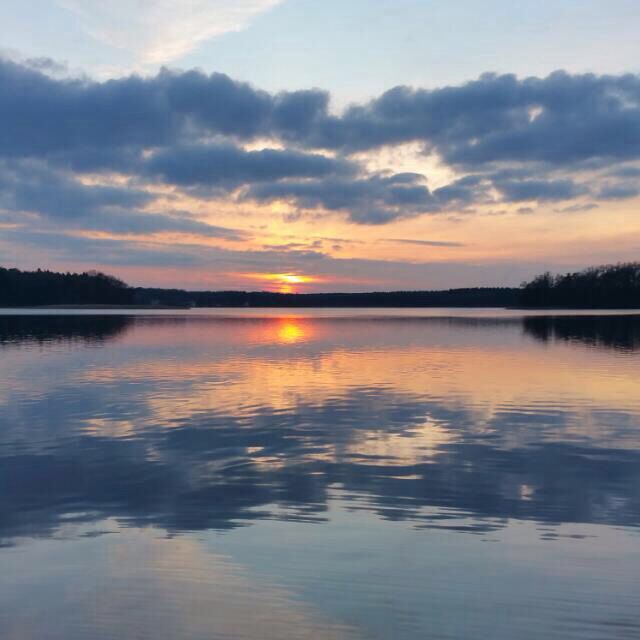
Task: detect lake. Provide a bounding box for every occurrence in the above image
[1,309,639,639]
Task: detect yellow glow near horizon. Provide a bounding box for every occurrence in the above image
[279,274,307,284]
[235,272,323,293]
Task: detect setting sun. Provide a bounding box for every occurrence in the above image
[236,272,321,293]
[279,274,307,284]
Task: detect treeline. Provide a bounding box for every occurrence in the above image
[132,287,519,308]
[0,267,133,306]
[0,265,519,308]
[519,262,640,308]
[3,263,640,309]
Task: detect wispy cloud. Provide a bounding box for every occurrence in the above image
[58,0,283,67]
[385,239,466,248]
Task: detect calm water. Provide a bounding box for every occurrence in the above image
[1,309,639,639]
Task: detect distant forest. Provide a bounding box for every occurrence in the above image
[132,286,519,308]
[1,263,640,308]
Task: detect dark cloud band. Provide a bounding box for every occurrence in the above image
[1,59,639,229]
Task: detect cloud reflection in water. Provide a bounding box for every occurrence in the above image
[0,313,639,546]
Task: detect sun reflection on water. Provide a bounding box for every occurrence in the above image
[276,319,309,344]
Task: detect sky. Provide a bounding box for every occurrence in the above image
[1,0,640,292]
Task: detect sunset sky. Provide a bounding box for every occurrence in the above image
[1,0,640,292]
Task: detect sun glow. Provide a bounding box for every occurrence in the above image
[276,320,308,344]
[279,274,306,284]
[236,272,321,293]
[242,317,316,344]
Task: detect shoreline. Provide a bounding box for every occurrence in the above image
[18,304,192,310]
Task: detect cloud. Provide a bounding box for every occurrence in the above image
[386,238,465,247]
[1,58,640,230]
[292,71,640,168]
[431,174,491,205]
[2,227,209,267]
[243,169,592,223]
[608,166,640,179]
[22,56,68,75]
[0,163,150,218]
[144,144,353,189]
[597,183,640,200]
[5,58,638,172]
[243,172,441,224]
[2,220,331,267]
[491,176,587,202]
[0,60,273,157]
[0,161,247,240]
[58,0,283,67]
[76,210,249,240]
[554,203,599,213]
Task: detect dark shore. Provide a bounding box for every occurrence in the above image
[29,304,192,310]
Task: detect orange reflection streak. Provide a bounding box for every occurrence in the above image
[276,319,309,344]
[77,320,640,453]
[247,318,314,344]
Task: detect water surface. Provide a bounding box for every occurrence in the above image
[1,310,639,639]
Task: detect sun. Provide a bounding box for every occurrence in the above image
[237,272,321,293]
[279,274,306,285]
[273,273,315,293]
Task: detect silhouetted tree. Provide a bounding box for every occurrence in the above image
[519,263,640,308]
[0,267,134,306]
